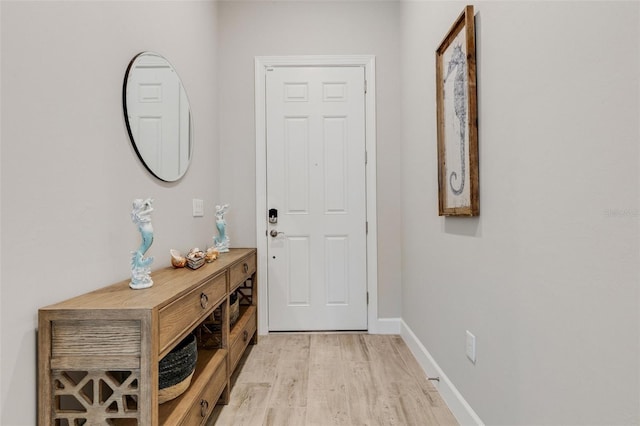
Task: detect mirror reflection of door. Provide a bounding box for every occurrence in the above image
[128,60,180,180]
[124,52,192,182]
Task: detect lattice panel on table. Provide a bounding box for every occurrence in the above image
[52,369,140,425]
[236,277,254,306]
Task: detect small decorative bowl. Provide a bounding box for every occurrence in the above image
[186,248,205,270]
[187,257,205,270]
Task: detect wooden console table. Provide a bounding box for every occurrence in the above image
[38,248,257,425]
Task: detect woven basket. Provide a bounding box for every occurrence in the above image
[212,292,239,327]
[229,292,240,326]
[158,333,197,404]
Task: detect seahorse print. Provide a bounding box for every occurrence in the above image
[444,43,467,196]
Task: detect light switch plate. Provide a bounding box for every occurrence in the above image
[466,330,477,364]
[192,199,204,217]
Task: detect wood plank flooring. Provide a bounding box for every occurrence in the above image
[209,334,458,426]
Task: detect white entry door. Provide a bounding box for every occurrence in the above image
[266,66,368,331]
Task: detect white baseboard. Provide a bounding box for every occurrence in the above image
[370,317,401,334]
[400,320,485,426]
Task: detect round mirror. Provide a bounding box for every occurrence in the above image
[123,52,193,182]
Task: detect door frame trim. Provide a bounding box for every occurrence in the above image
[254,55,378,334]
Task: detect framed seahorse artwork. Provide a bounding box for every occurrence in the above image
[436,5,479,216]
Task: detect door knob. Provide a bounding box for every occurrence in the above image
[270,229,284,238]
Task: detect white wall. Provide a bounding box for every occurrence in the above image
[0,1,219,424]
[216,1,403,319]
[401,1,640,424]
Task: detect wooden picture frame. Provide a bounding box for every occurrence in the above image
[436,5,479,216]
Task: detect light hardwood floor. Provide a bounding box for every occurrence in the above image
[209,333,458,425]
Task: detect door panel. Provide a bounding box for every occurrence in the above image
[266,66,367,331]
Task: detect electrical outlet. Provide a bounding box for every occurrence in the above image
[192,199,204,217]
[466,330,477,364]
